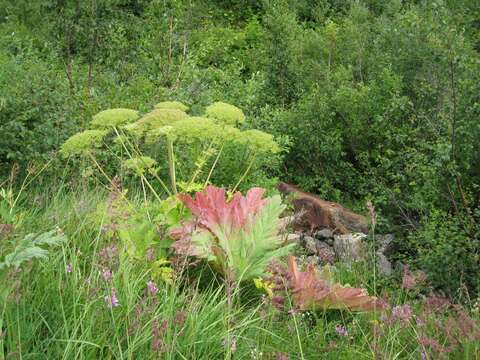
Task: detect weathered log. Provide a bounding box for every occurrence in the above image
[277,182,369,234]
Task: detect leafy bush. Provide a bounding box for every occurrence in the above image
[408,210,480,296]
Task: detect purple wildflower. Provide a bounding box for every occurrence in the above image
[335,325,348,337]
[147,280,159,296]
[392,304,413,324]
[101,268,112,282]
[105,288,120,308]
[66,263,73,273]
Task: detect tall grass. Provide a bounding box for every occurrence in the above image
[1,183,479,359]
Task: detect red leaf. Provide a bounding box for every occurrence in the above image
[170,186,267,257]
[287,255,384,312]
[175,185,266,235]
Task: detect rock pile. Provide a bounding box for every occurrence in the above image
[279,182,395,275]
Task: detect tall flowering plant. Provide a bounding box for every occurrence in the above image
[170,185,294,282]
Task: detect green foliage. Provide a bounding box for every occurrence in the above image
[118,218,163,260]
[408,211,480,296]
[0,54,78,165]
[122,156,157,176]
[90,108,139,129]
[0,229,66,270]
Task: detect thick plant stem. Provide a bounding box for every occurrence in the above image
[232,153,256,193]
[167,138,177,195]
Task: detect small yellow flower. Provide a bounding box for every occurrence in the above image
[254,278,274,298]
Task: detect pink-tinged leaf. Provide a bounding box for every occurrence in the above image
[230,187,266,228]
[175,185,267,237]
[287,255,384,312]
[178,186,228,233]
[170,186,288,281]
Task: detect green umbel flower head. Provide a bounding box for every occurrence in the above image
[125,109,188,136]
[238,129,280,154]
[91,108,139,129]
[60,130,108,157]
[205,102,245,126]
[154,101,189,112]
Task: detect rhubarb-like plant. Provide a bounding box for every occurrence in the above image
[170,185,294,282]
[286,255,385,312]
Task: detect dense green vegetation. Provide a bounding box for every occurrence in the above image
[1,0,480,358]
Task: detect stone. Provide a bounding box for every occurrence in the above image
[315,228,334,240]
[303,235,318,255]
[277,182,369,234]
[377,234,396,256]
[333,233,367,264]
[376,252,393,276]
[316,241,336,264]
[284,233,302,245]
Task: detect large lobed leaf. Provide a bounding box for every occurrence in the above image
[287,255,385,312]
[170,186,294,281]
[0,230,67,270]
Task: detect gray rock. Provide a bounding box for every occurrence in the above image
[303,235,318,255]
[376,252,393,276]
[377,234,396,256]
[316,241,336,264]
[314,228,334,240]
[284,233,302,245]
[333,233,367,264]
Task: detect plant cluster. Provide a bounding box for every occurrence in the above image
[60,100,282,192]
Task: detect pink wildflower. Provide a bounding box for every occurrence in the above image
[101,268,112,281]
[147,280,159,296]
[392,304,413,324]
[105,288,120,308]
[335,325,348,337]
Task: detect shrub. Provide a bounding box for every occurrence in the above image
[408,210,480,296]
